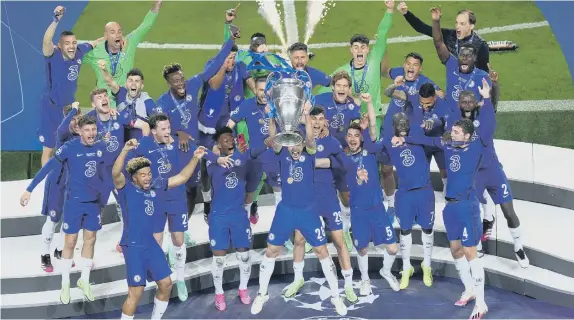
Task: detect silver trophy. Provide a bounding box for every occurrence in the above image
[268,73,309,146]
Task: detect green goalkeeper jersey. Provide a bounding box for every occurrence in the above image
[318,11,393,119]
[83,10,158,107]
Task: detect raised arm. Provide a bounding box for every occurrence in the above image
[477,78,496,144]
[56,103,79,142]
[168,147,205,188]
[268,110,282,154]
[112,140,139,189]
[42,6,64,57]
[384,76,408,101]
[398,2,456,39]
[487,63,500,111]
[202,37,236,83]
[430,7,450,64]
[369,1,395,63]
[126,0,162,46]
[97,60,120,94]
[303,102,316,152]
[380,52,391,79]
[360,93,378,141]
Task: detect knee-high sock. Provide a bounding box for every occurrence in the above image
[174,245,186,282]
[61,258,73,286]
[41,217,57,255]
[319,257,339,298]
[293,260,304,282]
[454,257,473,293]
[211,256,225,294]
[469,258,485,305]
[151,297,168,319]
[421,231,434,267]
[357,253,369,281]
[258,255,276,295]
[237,251,252,290]
[341,206,351,232]
[80,257,93,283]
[400,233,412,271]
[509,227,523,251]
[381,249,396,276]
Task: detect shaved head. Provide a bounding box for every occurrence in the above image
[104,21,123,52]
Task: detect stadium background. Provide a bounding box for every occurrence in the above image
[1,0,573,181]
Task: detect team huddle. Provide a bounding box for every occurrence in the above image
[20,1,532,319]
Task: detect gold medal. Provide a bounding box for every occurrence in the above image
[166,163,172,170]
[287,177,294,184]
[259,118,265,125]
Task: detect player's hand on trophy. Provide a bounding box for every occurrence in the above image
[226,3,240,23]
[20,191,31,207]
[487,63,499,83]
[360,93,372,104]
[193,146,207,159]
[71,102,80,110]
[397,1,408,15]
[421,119,434,131]
[123,139,139,151]
[53,6,65,22]
[264,136,273,148]
[394,75,406,87]
[478,78,491,99]
[359,113,369,130]
[217,155,234,168]
[430,7,442,21]
[303,101,312,115]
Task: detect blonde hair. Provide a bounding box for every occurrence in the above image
[126,157,151,175]
[90,88,108,101]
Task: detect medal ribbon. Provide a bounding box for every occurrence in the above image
[350,62,369,95]
[109,52,120,76]
[170,91,190,128]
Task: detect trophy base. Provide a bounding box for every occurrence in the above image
[274,132,303,147]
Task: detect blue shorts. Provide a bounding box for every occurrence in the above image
[268,203,326,248]
[376,149,392,166]
[153,200,188,233]
[332,167,349,192]
[424,145,446,170]
[351,204,396,250]
[62,199,101,234]
[208,209,252,251]
[246,159,263,193]
[443,199,481,247]
[123,243,172,287]
[395,185,436,231]
[37,97,64,149]
[315,184,343,231]
[41,168,66,223]
[476,163,513,205]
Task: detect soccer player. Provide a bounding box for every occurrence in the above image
[288,42,331,87]
[129,113,189,302]
[90,87,150,251]
[384,112,435,289]
[447,86,530,268]
[283,106,358,303]
[430,7,499,110]
[198,38,255,223]
[385,82,450,193]
[381,52,444,98]
[112,139,206,320]
[206,127,268,311]
[21,115,110,304]
[157,35,237,225]
[39,6,101,166]
[314,71,361,251]
[318,0,394,129]
[98,61,157,140]
[83,0,162,107]
[227,77,282,222]
[397,1,490,72]
[393,115,489,319]
[32,103,81,272]
[331,95,400,296]
[250,103,347,316]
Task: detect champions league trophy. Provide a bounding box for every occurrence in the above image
[266,71,310,146]
[245,51,314,146]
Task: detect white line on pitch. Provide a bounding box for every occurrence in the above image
[80,21,549,50]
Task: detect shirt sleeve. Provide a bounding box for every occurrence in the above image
[126,10,158,47]
[370,12,394,64]
[389,67,403,80]
[26,158,61,192]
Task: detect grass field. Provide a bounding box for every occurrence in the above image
[3,1,574,181]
